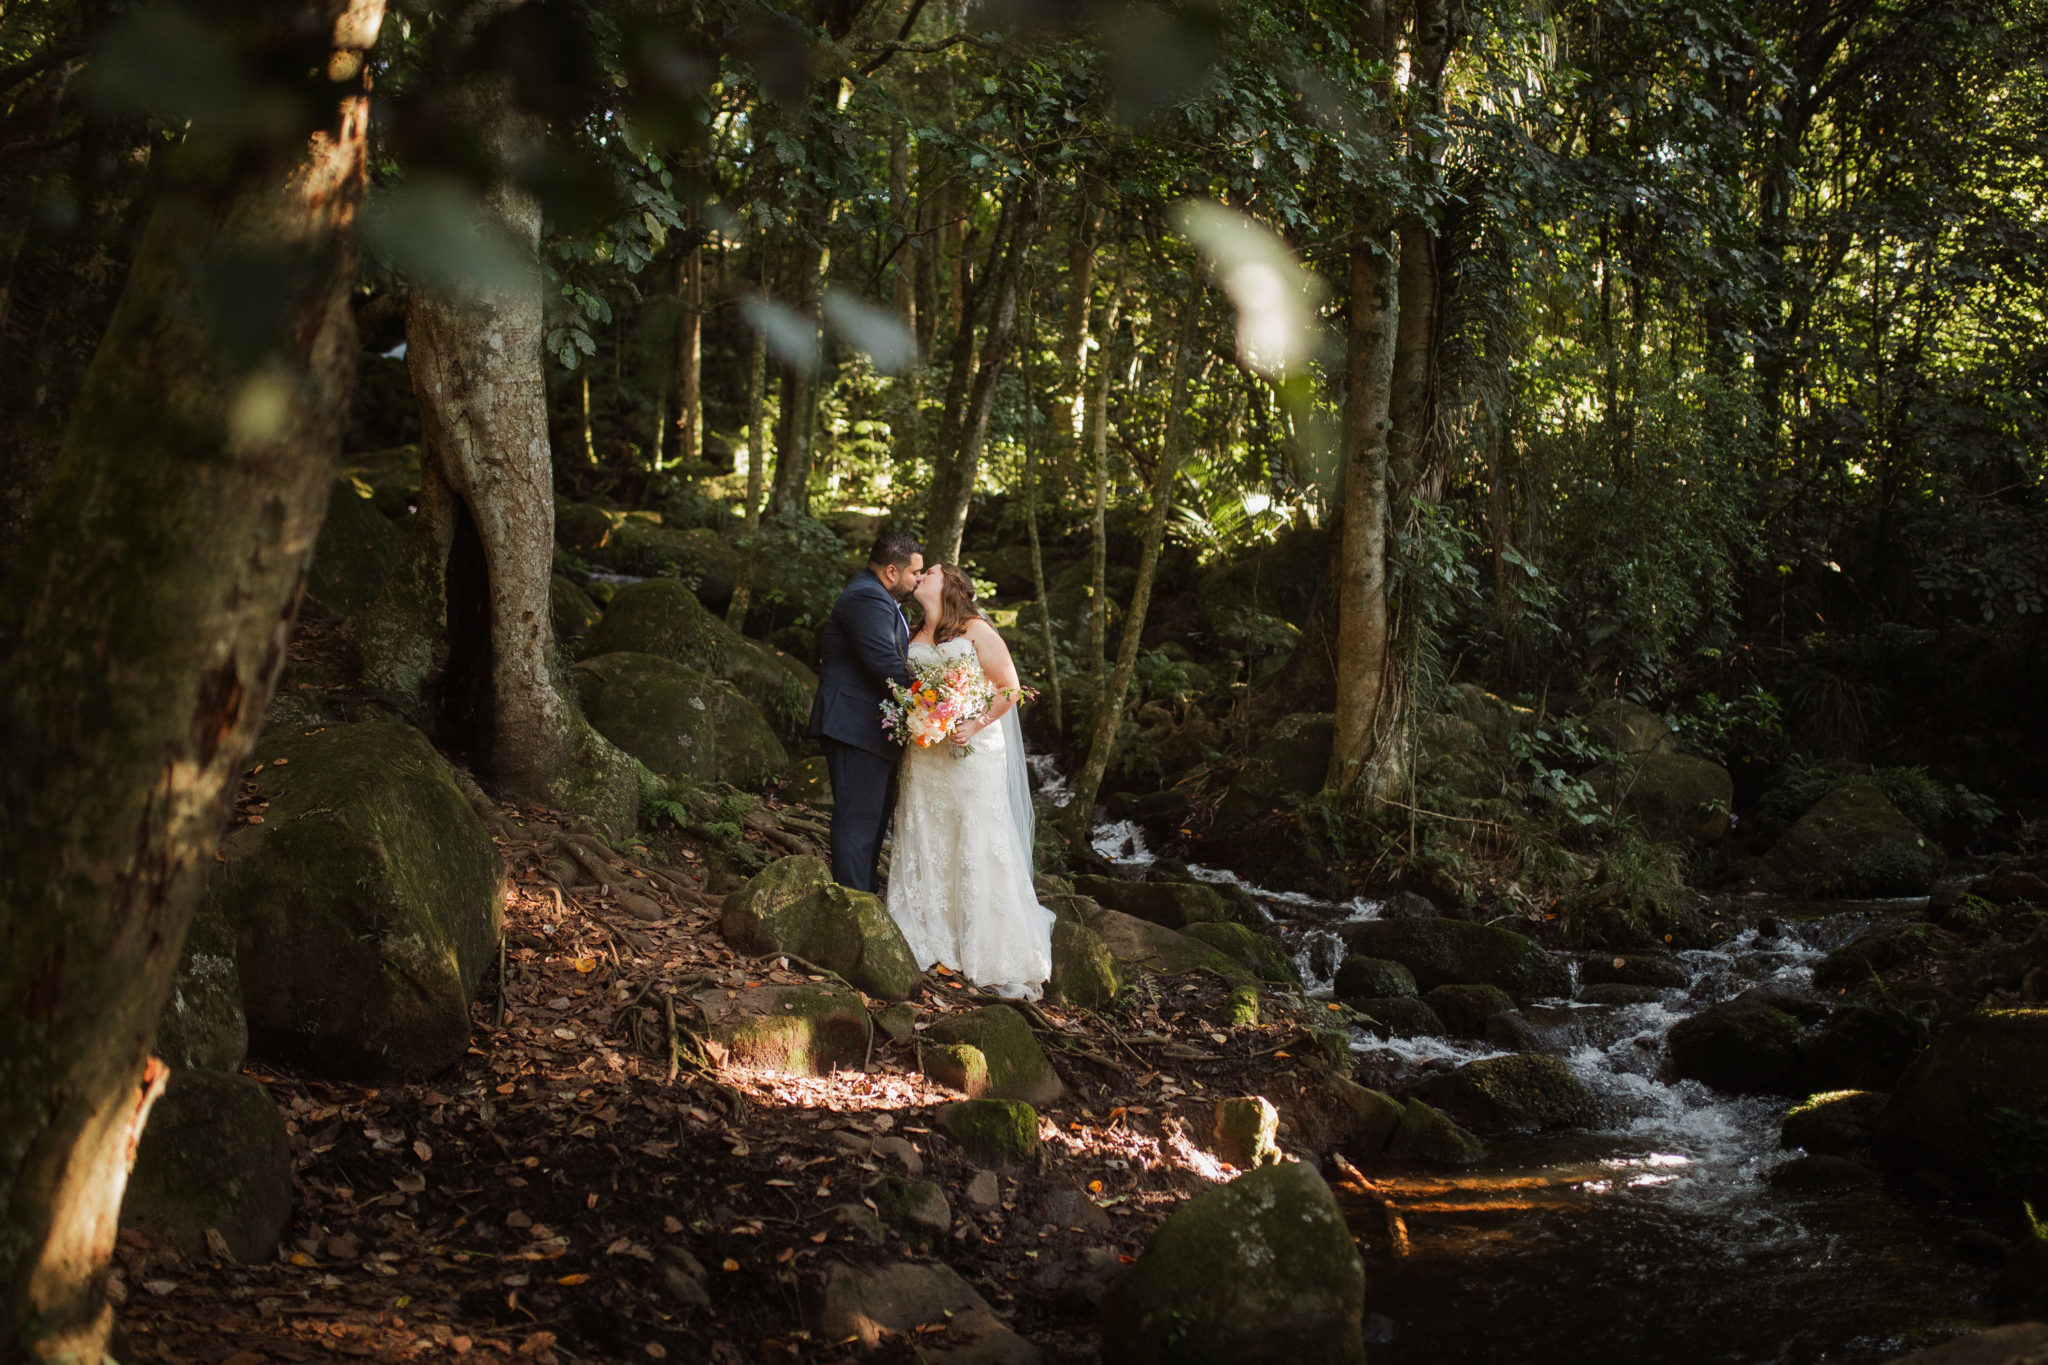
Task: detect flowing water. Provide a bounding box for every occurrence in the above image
[1075,813,1993,1364]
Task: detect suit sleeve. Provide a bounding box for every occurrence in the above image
[847,591,912,690]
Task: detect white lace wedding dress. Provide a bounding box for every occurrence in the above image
[885,636,1055,996]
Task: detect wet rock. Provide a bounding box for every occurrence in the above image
[574,651,788,788]
[120,1069,292,1263]
[1343,918,1572,1003]
[1813,922,1957,992]
[1333,956,1418,1001]
[1577,982,1667,1006]
[1424,983,1517,1039]
[871,1175,952,1250]
[1782,1090,1888,1155]
[202,721,502,1080]
[1184,921,1300,984]
[1211,1096,1282,1170]
[1580,951,1688,989]
[1762,776,1947,897]
[924,1006,1062,1107]
[1484,1011,1546,1053]
[1100,1161,1367,1365]
[153,903,246,1073]
[1213,712,1336,832]
[1876,1009,2048,1200]
[1032,1186,1112,1233]
[1074,875,1229,929]
[1878,1323,2048,1365]
[1329,1078,1405,1159]
[721,872,919,1001]
[1735,982,1831,1025]
[1063,897,1252,981]
[1666,996,1804,1094]
[690,981,871,1075]
[1769,1154,1880,1193]
[1410,1054,1590,1135]
[1586,699,1677,758]
[939,1099,1042,1167]
[923,1042,991,1096]
[816,1260,1039,1362]
[1586,752,1734,845]
[1385,1099,1486,1165]
[1971,869,2048,907]
[1381,891,1442,920]
[1798,1000,1934,1092]
[1348,997,1446,1040]
[1047,919,1120,1010]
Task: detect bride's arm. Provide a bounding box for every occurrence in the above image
[954,618,1021,744]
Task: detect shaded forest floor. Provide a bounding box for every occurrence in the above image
[114,791,1344,1364]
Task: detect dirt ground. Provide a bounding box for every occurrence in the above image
[116,786,1346,1364]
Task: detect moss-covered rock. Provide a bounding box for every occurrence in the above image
[582,519,739,608]
[1225,984,1261,1027]
[690,981,872,1075]
[1410,1054,1590,1135]
[1213,713,1336,831]
[939,1099,1041,1167]
[1587,751,1734,846]
[1100,1161,1366,1365]
[306,477,401,617]
[578,577,727,671]
[574,651,788,788]
[1048,919,1120,1010]
[924,1006,1062,1107]
[1211,1096,1282,1170]
[1762,776,1948,897]
[1349,996,1446,1040]
[1580,951,1688,989]
[869,1176,951,1251]
[1439,683,1531,755]
[554,498,614,557]
[1416,714,1501,801]
[1386,1099,1487,1164]
[201,722,502,1080]
[1812,922,1956,991]
[786,754,833,811]
[1333,956,1419,1001]
[1875,1009,2048,1199]
[1329,1078,1406,1159]
[1665,996,1804,1094]
[1577,982,1667,1006]
[712,625,817,748]
[1074,875,1229,929]
[154,902,246,1072]
[1066,899,1252,982]
[1183,922,1300,984]
[120,1069,291,1263]
[1798,1000,1934,1092]
[1586,699,1676,758]
[1424,983,1518,1039]
[721,868,918,1001]
[1782,1090,1887,1155]
[1342,918,1572,1003]
[551,574,601,645]
[922,1042,990,1096]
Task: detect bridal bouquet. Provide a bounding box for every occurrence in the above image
[880,658,1032,758]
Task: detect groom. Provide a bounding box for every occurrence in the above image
[808,528,925,892]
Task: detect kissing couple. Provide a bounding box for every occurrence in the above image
[804,530,1054,1001]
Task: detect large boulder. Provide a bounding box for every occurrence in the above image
[1579,951,1687,989]
[1588,751,1734,846]
[939,1099,1042,1167]
[923,1005,1063,1107]
[1665,995,1804,1094]
[574,651,788,788]
[550,574,602,645]
[816,1260,1039,1361]
[154,903,246,1072]
[202,722,503,1079]
[721,855,831,930]
[713,626,817,748]
[1876,1009,2048,1200]
[1782,1090,1887,1155]
[1763,776,1948,897]
[1047,920,1120,1010]
[1813,922,1956,991]
[1074,876,1229,930]
[1877,1324,2048,1365]
[690,981,872,1075]
[1183,922,1300,984]
[722,866,918,1001]
[306,478,402,617]
[1348,997,1446,1040]
[1214,713,1335,829]
[1100,1161,1367,1365]
[1333,956,1418,1001]
[1586,699,1676,758]
[1423,983,1516,1039]
[578,577,729,671]
[120,1069,292,1263]
[1797,1000,1934,1092]
[1415,714,1500,801]
[1341,919,1571,1003]
[1409,1054,1590,1135]
[1065,898,1251,981]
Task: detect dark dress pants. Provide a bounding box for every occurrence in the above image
[823,739,899,893]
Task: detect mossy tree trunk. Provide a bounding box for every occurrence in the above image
[0,4,385,1356]
[394,71,637,832]
[725,326,769,628]
[1083,249,1127,717]
[1058,287,1201,846]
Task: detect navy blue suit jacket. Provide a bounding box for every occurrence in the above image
[807,571,913,759]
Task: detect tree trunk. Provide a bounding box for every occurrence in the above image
[725,328,769,628]
[888,125,916,337]
[1019,291,1063,735]
[1062,190,1098,441]
[0,6,384,1357]
[767,239,824,518]
[925,184,1036,565]
[1058,287,1201,846]
[1084,250,1127,715]
[675,237,702,466]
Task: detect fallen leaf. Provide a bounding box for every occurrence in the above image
[496,1082,515,1094]
[775,1247,794,1264]
[413,1138,433,1162]
[288,1253,316,1267]
[395,1173,426,1194]
[1325,1002,1343,1012]
[143,1280,178,1297]
[506,1211,533,1229]
[573,958,597,973]
[809,1231,828,1244]
[451,1337,472,1356]
[645,1345,668,1360]
[558,1273,590,1286]
[1088,1180,1104,1194]
[721,1258,740,1272]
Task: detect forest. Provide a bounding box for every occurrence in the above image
[2,0,2047,1361]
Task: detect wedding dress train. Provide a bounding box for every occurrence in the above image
[885,637,1055,996]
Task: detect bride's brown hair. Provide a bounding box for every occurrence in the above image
[930,564,982,644]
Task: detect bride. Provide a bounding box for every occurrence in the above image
[885,563,1054,1000]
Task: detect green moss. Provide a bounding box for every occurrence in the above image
[695,982,872,1075]
[1333,956,1418,1001]
[1341,918,1572,1002]
[940,1099,1041,1167]
[122,1069,293,1264]
[574,651,788,789]
[869,1176,950,1251]
[1764,776,1946,896]
[579,578,727,672]
[924,1006,1061,1106]
[1666,997,1804,1094]
[1184,922,1300,984]
[1225,984,1261,1027]
[921,1042,989,1095]
[1387,1099,1486,1164]
[721,877,917,1001]
[1411,1054,1590,1134]
[1210,1096,1281,1169]
[1048,919,1120,1010]
[1075,876,1229,929]
[1423,983,1517,1038]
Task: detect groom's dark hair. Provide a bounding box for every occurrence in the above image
[868,528,923,572]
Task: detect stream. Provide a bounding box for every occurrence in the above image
[1073,806,1993,1364]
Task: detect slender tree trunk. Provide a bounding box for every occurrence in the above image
[675,236,702,466]
[888,125,917,338]
[0,6,383,1357]
[767,239,824,518]
[1085,251,1127,715]
[725,328,769,629]
[1019,291,1063,735]
[1062,190,1098,441]
[926,184,1037,565]
[1058,287,1201,845]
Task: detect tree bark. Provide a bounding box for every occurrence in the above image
[675,236,702,466]
[725,327,769,628]
[1019,291,1063,735]
[0,5,384,1357]
[1058,287,1201,846]
[1084,250,1127,715]
[767,239,824,518]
